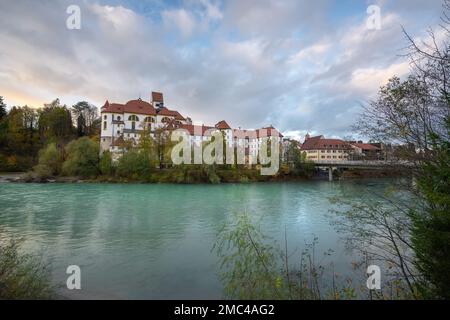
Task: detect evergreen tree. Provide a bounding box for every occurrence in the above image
[0,96,7,120]
[412,118,450,299]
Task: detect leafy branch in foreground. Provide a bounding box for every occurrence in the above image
[0,236,55,299]
[212,213,357,300]
[330,188,423,300]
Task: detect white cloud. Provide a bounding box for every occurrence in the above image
[0,0,445,138]
[162,9,196,38]
[350,62,410,95]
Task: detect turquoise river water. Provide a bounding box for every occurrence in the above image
[0,180,394,299]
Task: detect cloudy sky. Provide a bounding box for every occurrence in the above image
[0,0,445,139]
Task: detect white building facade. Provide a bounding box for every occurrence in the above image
[100,92,283,163]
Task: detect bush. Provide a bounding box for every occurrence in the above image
[116,149,154,181]
[62,137,99,178]
[0,237,54,299]
[36,143,62,176]
[99,151,114,176]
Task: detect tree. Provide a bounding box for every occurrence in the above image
[38,99,74,143]
[0,96,7,120]
[354,76,444,163]
[62,137,99,178]
[71,101,98,137]
[284,140,314,177]
[412,120,450,299]
[352,0,450,299]
[99,151,114,176]
[34,143,63,177]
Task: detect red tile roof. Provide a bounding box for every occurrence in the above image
[124,99,156,115]
[171,110,186,121]
[178,124,215,136]
[351,143,381,151]
[111,136,125,147]
[215,120,231,130]
[257,126,283,138]
[301,136,352,150]
[102,99,156,115]
[157,107,174,116]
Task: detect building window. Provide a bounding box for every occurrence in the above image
[144,117,155,123]
[117,116,121,121]
[128,115,139,121]
[103,121,107,130]
[104,115,107,120]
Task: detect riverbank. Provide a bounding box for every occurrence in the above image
[0,167,407,184]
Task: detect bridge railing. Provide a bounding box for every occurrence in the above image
[313,160,413,167]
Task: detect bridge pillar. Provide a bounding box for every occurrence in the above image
[328,167,333,182]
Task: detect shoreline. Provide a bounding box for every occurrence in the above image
[0,168,407,184]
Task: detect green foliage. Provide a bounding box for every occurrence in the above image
[38,99,74,143]
[293,152,315,177]
[62,137,99,178]
[71,101,98,137]
[0,96,7,120]
[116,149,154,181]
[213,213,284,299]
[0,237,54,299]
[330,189,421,299]
[99,151,114,176]
[206,165,221,184]
[412,120,450,299]
[213,213,348,300]
[36,143,62,176]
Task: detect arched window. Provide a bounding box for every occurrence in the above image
[117,116,121,121]
[144,117,155,123]
[128,115,139,121]
[162,117,170,123]
[104,115,107,120]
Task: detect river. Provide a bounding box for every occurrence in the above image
[0,180,394,299]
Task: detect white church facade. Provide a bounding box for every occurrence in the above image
[100,92,283,162]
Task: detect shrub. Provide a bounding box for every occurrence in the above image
[36,143,62,176]
[62,137,99,178]
[116,149,154,181]
[99,151,114,176]
[0,237,54,299]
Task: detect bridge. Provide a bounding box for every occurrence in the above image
[313,160,413,181]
